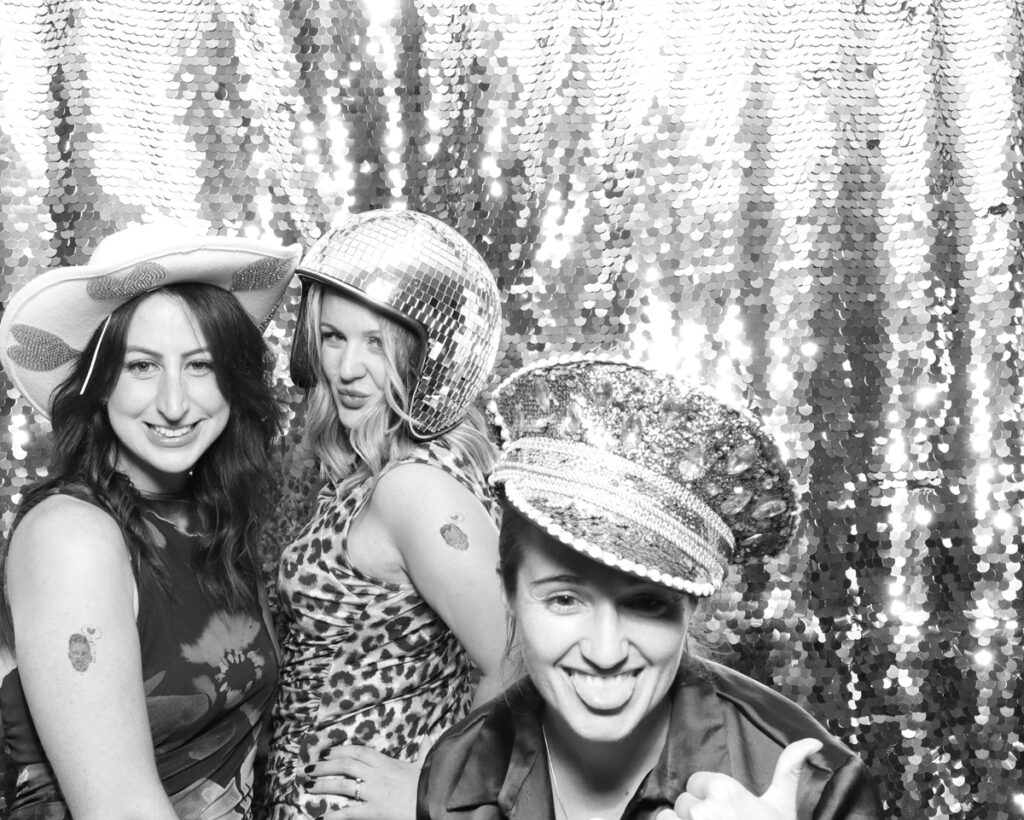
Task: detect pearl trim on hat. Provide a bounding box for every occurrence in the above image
[496,477,723,597]
[493,438,731,595]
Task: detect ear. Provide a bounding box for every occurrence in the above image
[681,593,699,632]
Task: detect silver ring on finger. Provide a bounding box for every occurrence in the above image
[353,778,363,802]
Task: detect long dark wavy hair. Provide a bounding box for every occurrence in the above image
[0,283,281,652]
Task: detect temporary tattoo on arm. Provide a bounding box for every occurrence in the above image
[68,626,102,673]
[440,513,469,551]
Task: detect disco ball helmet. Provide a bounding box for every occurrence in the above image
[290,209,503,440]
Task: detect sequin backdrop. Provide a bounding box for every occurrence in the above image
[0,0,1020,816]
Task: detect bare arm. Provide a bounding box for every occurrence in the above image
[7,496,179,820]
[366,463,512,708]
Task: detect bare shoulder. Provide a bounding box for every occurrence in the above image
[374,460,476,505]
[9,494,129,572]
[370,460,485,529]
[367,460,493,548]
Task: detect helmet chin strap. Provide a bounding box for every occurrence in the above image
[288,279,316,390]
[79,314,113,396]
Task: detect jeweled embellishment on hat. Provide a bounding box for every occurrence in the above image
[720,486,754,515]
[620,413,643,451]
[752,498,788,519]
[593,378,614,407]
[564,398,586,436]
[7,324,79,371]
[677,442,706,480]
[490,355,800,596]
[86,263,168,300]
[232,257,293,291]
[659,397,686,426]
[726,441,757,474]
[533,375,553,413]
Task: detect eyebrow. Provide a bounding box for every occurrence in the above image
[530,574,583,587]
[319,321,382,333]
[124,345,210,358]
[529,574,677,596]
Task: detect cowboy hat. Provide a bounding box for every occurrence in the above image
[0,222,301,419]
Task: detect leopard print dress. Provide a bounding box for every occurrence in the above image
[265,440,499,819]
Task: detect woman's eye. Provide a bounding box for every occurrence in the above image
[321,329,344,345]
[124,360,155,375]
[626,595,673,617]
[545,593,581,613]
[367,335,384,352]
[187,359,215,375]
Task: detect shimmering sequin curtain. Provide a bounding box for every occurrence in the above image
[0,0,1021,816]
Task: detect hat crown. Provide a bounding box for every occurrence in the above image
[89,222,202,267]
[491,357,799,580]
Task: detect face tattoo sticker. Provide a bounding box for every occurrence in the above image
[68,626,102,673]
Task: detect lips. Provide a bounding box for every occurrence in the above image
[566,669,639,712]
[336,391,370,409]
[146,422,199,443]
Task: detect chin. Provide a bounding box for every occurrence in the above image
[560,708,647,746]
[333,404,371,431]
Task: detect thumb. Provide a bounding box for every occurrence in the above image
[761,738,823,813]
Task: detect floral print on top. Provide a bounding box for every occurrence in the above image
[0,492,279,820]
[266,440,500,820]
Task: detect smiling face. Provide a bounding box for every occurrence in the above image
[106,292,230,494]
[318,291,389,430]
[509,528,694,748]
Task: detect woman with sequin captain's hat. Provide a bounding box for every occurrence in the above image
[265,209,512,820]
[418,356,884,820]
[0,222,299,818]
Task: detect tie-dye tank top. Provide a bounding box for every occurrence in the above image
[0,492,279,819]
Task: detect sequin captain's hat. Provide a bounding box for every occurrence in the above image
[0,222,301,420]
[490,355,800,596]
[290,209,503,440]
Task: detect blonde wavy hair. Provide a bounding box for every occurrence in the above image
[298,282,497,497]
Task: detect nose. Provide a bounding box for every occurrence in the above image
[579,603,629,670]
[336,344,367,382]
[156,369,188,420]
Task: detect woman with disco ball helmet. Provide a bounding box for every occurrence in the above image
[418,356,884,819]
[266,209,510,819]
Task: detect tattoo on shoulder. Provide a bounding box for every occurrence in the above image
[68,626,102,673]
[440,513,469,551]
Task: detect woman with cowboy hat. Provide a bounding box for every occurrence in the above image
[418,356,884,820]
[265,209,511,819]
[0,223,299,819]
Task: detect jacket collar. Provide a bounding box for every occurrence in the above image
[447,682,554,818]
[637,669,728,808]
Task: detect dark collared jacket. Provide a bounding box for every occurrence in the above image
[418,662,883,820]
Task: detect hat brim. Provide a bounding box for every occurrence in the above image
[495,469,726,597]
[0,237,300,419]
